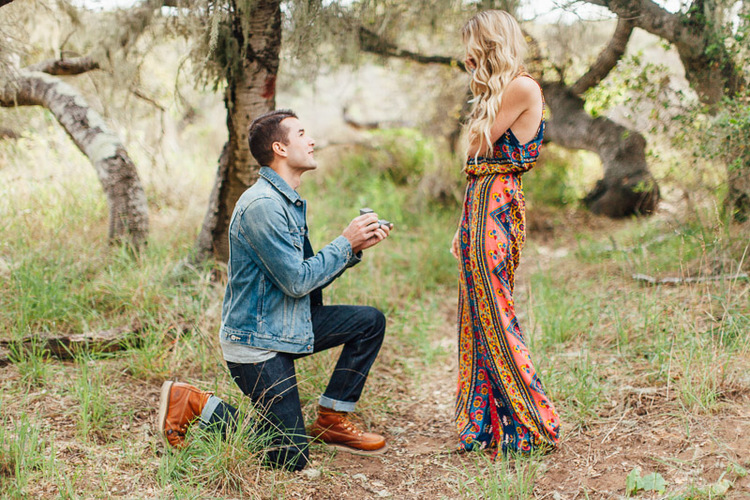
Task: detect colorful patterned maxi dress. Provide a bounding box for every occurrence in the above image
[456,77,561,455]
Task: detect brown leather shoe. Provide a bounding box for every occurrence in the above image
[157,381,212,449]
[309,405,386,455]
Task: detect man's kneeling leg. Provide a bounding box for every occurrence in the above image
[228,357,310,471]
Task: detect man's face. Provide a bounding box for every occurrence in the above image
[279,117,317,171]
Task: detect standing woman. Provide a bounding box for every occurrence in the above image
[450,10,561,455]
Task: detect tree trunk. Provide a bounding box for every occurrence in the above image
[194,0,282,262]
[0,71,149,247]
[726,159,750,222]
[543,82,660,217]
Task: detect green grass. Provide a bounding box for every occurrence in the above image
[0,412,55,497]
[528,271,600,349]
[1,112,749,497]
[156,398,294,498]
[73,355,115,440]
[7,338,53,389]
[453,451,546,499]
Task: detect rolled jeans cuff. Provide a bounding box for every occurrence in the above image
[199,395,223,427]
[319,395,356,413]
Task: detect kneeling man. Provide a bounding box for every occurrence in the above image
[158,109,392,471]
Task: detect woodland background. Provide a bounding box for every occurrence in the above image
[1,0,749,498]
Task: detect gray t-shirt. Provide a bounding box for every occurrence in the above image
[221,340,276,364]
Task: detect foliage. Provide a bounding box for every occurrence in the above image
[667,462,747,499]
[339,128,440,185]
[626,467,667,496]
[582,35,750,219]
[666,96,750,220]
[523,145,600,208]
[683,0,750,76]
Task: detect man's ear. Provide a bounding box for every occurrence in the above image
[272,141,287,158]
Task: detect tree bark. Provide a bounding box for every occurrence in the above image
[543,82,659,216]
[0,71,150,247]
[194,0,282,262]
[0,326,137,366]
[26,56,100,76]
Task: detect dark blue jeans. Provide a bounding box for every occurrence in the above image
[202,305,386,471]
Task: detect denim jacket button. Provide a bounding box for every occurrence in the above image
[306,345,313,351]
[295,200,302,207]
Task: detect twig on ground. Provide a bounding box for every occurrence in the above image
[632,272,749,285]
[599,233,675,254]
[0,325,140,365]
[601,408,629,444]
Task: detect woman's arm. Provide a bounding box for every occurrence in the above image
[466,76,543,157]
[451,182,470,260]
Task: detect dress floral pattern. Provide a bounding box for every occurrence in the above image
[455,75,560,455]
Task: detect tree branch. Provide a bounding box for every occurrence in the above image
[0,71,150,247]
[571,17,634,95]
[581,0,744,104]
[581,0,682,41]
[25,56,100,76]
[358,26,465,70]
[342,105,414,130]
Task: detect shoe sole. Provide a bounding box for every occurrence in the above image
[157,380,173,447]
[317,442,388,456]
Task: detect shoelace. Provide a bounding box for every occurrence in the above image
[339,418,364,436]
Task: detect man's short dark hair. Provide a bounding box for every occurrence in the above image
[247,109,298,166]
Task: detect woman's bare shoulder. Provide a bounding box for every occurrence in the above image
[506,75,541,100]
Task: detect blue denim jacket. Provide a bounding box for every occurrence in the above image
[220,167,360,354]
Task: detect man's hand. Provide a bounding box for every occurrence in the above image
[342,213,392,254]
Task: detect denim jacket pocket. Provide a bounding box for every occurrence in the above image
[289,227,303,251]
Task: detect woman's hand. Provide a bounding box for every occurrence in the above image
[451,228,461,260]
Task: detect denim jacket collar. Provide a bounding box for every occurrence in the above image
[259,166,301,205]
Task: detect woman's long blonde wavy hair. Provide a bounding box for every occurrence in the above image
[462,10,527,157]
